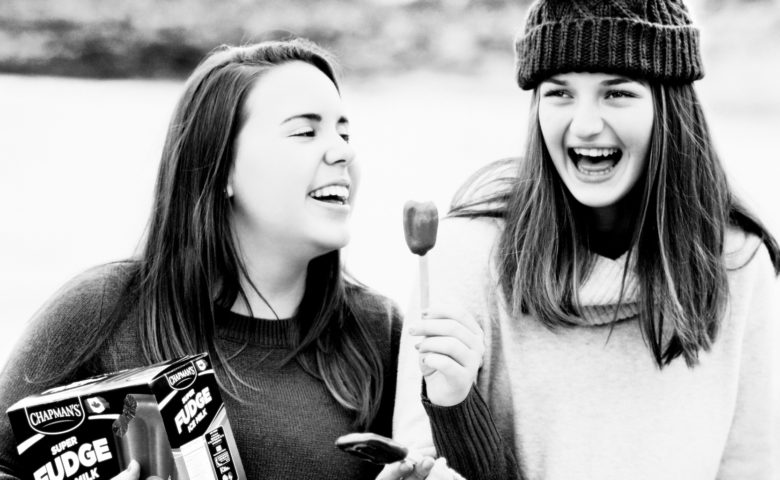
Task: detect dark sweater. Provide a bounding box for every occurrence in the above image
[0,262,402,480]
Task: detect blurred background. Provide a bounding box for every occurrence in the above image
[1,0,779,368]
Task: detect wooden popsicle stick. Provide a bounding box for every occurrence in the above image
[419,254,429,311]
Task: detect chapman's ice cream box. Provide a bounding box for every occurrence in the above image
[6,353,245,480]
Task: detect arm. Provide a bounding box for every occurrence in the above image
[717,244,780,479]
[394,217,521,479]
[423,386,521,480]
[413,306,521,480]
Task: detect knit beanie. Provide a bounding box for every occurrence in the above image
[514,0,704,90]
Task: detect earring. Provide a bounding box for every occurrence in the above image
[226,185,234,198]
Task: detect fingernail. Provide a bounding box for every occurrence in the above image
[409,327,417,335]
[400,459,414,473]
[414,342,420,350]
[421,310,429,318]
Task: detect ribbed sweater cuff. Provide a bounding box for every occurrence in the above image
[422,385,504,477]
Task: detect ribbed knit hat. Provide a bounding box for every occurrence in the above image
[514,0,704,90]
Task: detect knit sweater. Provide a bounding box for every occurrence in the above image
[0,262,402,480]
[394,217,780,480]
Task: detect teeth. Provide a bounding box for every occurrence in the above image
[309,185,349,202]
[577,163,614,176]
[573,147,618,158]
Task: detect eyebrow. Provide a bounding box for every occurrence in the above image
[542,76,637,87]
[602,77,635,86]
[544,78,566,86]
[280,113,349,125]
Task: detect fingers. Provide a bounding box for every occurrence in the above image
[419,352,472,379]
[374,456,460,480]
[412,305,481,337]
[375,459,414,480]
[424,306,481,334]
[406,457,436,480]
[416,336,478,369]
[410,306,485,373]
[374,457,432,480]
[111,460,140,480]
[424,458,462,480]
[409,306,484,360]
[411,319,480,352]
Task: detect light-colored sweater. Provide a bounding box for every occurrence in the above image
[394,217,780,479]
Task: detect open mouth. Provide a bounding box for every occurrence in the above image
[308,184,350,205]
[567,147,622,176]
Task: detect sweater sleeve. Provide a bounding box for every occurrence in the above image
[0,264,129,479]
[423,386,522,480]
[716,242,780,479]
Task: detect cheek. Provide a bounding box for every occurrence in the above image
[348,161,361,200]
[234,143,306,196]
[537,109,565,155]
[629,102,654,156]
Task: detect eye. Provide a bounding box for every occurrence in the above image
[542,88,570,99]
[605,89,636,99]
[289,126,315,138]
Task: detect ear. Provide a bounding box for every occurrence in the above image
[226,184,234,198]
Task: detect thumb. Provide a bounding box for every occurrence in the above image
[406,457,436,480]
[374,459,416,480]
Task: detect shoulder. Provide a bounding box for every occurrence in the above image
[344,283,402,356]
[439,215,502,251]
[722,228,779,323]
[451,158,517,208]
[345,283,402,328]
[724,227,776,278]
[35,261,139,320]
[23,261,139,345]
[3,262,140,387]
[431,215,503,278]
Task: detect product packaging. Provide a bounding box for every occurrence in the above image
[7,353,245,480]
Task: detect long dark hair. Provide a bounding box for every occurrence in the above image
[451,82,780,368]
[22,40,384,429]
[134,39,385,428]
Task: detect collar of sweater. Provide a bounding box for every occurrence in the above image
[574,251,640,326]
[215,305,293,347]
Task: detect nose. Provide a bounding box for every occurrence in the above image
[324,138,356,166]
[569,100,604,139]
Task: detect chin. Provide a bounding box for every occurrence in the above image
[574,196,619,209]
[568,185,627,209]
[312,233,351,254]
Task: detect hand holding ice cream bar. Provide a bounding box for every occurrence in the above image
[403,201,439,310]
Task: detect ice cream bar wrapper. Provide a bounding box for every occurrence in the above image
[6,353,245,480]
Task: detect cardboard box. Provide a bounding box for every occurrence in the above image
[7,353,245,480]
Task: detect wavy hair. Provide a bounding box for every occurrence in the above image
[451,83,779,367]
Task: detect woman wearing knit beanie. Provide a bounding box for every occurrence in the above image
[392,0,780,479]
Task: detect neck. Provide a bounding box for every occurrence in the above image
[584,192,639,260]
[231,243,310,320]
